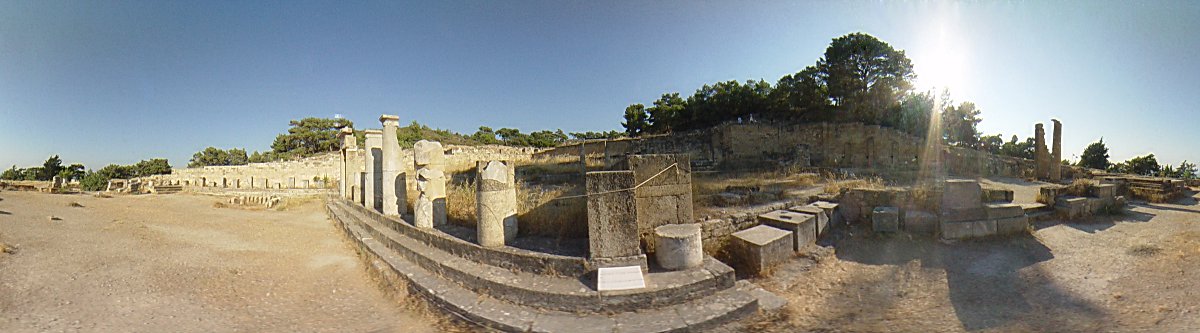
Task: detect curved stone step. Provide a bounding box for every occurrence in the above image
[330,201,735,313]
[343,201,590,276]
[328,202,761,332]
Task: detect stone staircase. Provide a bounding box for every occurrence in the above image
[325,199,769,332]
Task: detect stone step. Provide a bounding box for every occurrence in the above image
[327,202,762,332]
[342,201,590,276]
[331,201,737,314]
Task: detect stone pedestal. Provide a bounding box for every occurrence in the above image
[787,205,828,239]
[729,225,792,276]
[414,140,447,226]
[364,130,384,211]
[476,161,517,247]
[757,210,815,251]
[653,224,703,270]
[380,115,406,216]
[586,171,644,264]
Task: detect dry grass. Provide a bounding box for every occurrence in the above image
[1128,244,1163,257]
[1063,178,1095,197]
[446,180,587,238]
[822,172,886,194]
[693,171,820,198]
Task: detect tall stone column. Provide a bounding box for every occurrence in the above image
[476,160,517,247]
[380,115,407,216]
[338,126,357,199]
[364,130,384,211]
[1034,123,1048,180]
[1051,119,1062,181]
[413,140,447,226]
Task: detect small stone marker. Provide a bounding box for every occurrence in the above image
[597,266,645,291]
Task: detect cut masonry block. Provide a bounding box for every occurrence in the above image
[872,206,899,233]
[1056,197,1087,219]
[903,210,938,235]
[757,210,816,251]
[995,216,1029,235]
[943,179,984,211]
[729,225,793,276]
[810,201,841,226]
[787,205,828,239]
[984,203,1025,220]
[942,219,997,240]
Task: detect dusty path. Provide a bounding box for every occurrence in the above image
[746,190,1200,332]
[0,191,441,332]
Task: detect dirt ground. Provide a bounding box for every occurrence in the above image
[745,188,1200,332]
[0,191,444,333]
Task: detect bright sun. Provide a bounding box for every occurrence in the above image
[913,25,967,93]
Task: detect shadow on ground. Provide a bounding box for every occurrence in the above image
[829,225,1107,331]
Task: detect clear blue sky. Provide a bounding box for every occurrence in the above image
[2,1,1198,170]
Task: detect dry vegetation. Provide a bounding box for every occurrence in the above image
[821,172,886,194]
[446,180,588,238]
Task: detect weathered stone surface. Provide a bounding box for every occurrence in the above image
[811,201,841,226]
[1056,196,1087,219]
[1092,184,1117,201]
[413,140,446,170]
[364,130,384,211]
[757,210,815,251]
[872,206,899,233]
[787,205,828,239]
[1051,119,1062,181]
[626,154,694,252]
[380,114,406,216]
[1034,123,1050,180]
[586,171,642,260]
[982,188,1015,203]
[414,194,434,228]
[416,168,446,228]
[654,224,703,270]
[729,225,792,276]
[942,207,986,223]
[477,161,517,247]
[985,203,1025,220]
[941,219,997,240]
[995,216,1029,235]
[942,179,983,211]
[903,210,938,235]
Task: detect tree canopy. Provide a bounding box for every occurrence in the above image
[1078,139,1110,170]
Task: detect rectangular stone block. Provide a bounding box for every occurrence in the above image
[985,203,1025,220]
[943,179,983,211]
[729,225,793,276]
[941,207,986,223]
[787,205,828,238]
[810,201,841,226]
[982,188,1015,203]
[941,219,997,240]
[903,210,938,235]
[1091,184,1117,201]
[995,216,1029,235]
[586,171,642,260]
[1056,197,1087,219]
[871,206,899,233]
[757,210,816,251]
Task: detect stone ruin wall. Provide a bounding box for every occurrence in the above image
[536,122,1060,178]
[155,145,538,195]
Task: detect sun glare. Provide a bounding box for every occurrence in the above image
[914,24,968,93]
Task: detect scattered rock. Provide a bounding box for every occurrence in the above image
[67,202,84,208]
[48,216,61,221]
[0,242,15,255]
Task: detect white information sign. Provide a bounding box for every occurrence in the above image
[597,266,646,291]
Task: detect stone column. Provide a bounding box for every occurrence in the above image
[414,168,445,229]
[380,115,407,216]
[357,172,367,206]
[654,224,703,270]
[337,126,355,198]
[1034,123,1049,180]
[364,130,384,211]
[413,140,447,226]
[1051,119,1062,181]
[476,160,517,247]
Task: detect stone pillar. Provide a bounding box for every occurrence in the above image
[380,115,407,216]
[585,170,647,269]
[287,177,296,189]
[1034,123,1049,180]
[414,168,445,229]
[364,130,384,211]
[476,161,517,247]
[1051,119,1062,181]
[249,176,255,189]
[654,224,703,270]
[357,172,367,206]
[413,140,447,226]
[300,180,310,188]
[339,126,357,199]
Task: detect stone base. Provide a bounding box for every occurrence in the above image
[757,210,816,251]
[591,254,649,274]
[995,216,1029,235]
[787,205,828,239]
[941,219,997,240]
[729,226,793,276]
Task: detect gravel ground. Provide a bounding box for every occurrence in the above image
[0,191,440,333]
[743,188,1200,332]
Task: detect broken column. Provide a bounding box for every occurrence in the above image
[654,223,703,270]
[380,115,407,216]
[586,170,647,270]
[1051,119,1062,181]
[1034,123,1049,180]
[413,140,447,226]
[364,130,384,211]
[476,160,517,247]
[338,126,357,198]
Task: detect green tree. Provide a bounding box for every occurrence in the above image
[817,33,915,124]
[894,91,934,138]
[1,166,21,180]
[999,135,1035,159]
[621,104,648,137]
[131,159,171,177]
[684,79,774,130]
[228,148,249,165]
[1176,160,1197,180]
[1110,154,1160,176]
[471,126,501,145]
[941,102,982,148]
[40,155,64,180]
[1077,139,1110,170]
[772,66,831,121]
[57,163,86,182]
[978,134,1005,155]
[568,130,623,140]
[645,93,687,134]
[269,117,352,157]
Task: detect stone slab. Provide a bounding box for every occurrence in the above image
[941,207,987,223]
[872,206,899,233]
[941,219,997,240]
[995,216,1029,235]
[943,179,984,211]
[729,225,793,276]
[985,203,1025,220]
[757,210,816,251]
[586,171,642,260]
[903,210,938,235]
[788,205,828,238]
